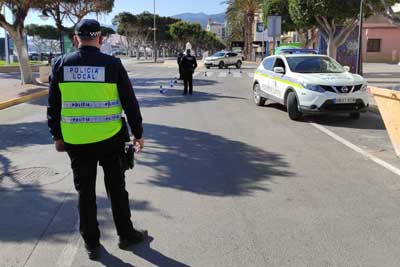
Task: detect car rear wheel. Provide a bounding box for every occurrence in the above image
[236,61,242,69]
[218,61,225,69]
[349,112,360,120]
[206,66,210,69]
[287,92,302,120]
[253,83,266,106]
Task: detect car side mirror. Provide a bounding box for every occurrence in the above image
[273,67,285,74]
[343,66,350,72]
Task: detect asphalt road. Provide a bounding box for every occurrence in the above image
[1,60,400,267]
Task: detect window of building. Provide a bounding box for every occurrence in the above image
[367,39,381,52]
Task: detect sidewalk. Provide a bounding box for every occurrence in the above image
[364,63,400,113]
[0,73,47,110]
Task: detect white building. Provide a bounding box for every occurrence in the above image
[206,19,226,40]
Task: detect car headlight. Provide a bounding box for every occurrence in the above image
[303,84,325,93]
[360,83,368,92]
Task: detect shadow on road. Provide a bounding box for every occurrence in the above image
[97,245,136,267]
[0,120,53,182]
[131,236,191,267]
[261,102,386,130]
[0,121,51,151]
[308,113,386,130]
[135,88,246,108]
[132,78,218,87]
[139,124,293,196]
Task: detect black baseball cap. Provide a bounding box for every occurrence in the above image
[75,19,101,39]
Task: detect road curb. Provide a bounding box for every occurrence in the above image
[0,88,48,110]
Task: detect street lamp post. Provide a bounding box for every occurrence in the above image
[356,0,364,75]
[153,0,157,63]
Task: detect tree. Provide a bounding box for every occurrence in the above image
[38,0,114,39]
[155,16,180,57]
[289,0,359,58]
[169,21,203,50]
[0,1,45,84]
[112,12,138,57]
[26,24,60,55]
[113,12,154,59]
[288,0,398,59]
[169,21,225,54]
[372,0,400,26]
[263,0,297,32]
[225,0,263,60]
[263,0,317,47]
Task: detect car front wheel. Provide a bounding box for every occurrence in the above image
[253,83,266,106]
[218,61,225,69]
[287,92,302,120]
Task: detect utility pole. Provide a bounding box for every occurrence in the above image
[153,0,157,63]
[356,0,364,75]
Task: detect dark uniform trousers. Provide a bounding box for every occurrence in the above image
[183,72,193,95]
[66,131,134,246]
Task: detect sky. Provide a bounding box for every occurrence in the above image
[3,0,227,28]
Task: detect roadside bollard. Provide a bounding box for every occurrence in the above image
[174,77,178,84]
[205,71,207,77]
[170,80,174,88]
[228,68,231,75]
[160,84,165,94]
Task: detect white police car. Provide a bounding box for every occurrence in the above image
[252,54,369,120]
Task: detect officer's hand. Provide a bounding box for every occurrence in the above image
[133,138,144,153]
[54,139,66,152]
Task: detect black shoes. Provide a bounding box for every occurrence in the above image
[118,229,148,250]
[85,243,100,260]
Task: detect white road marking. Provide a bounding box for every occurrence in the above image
[204,71,214,77]
[233,72,242,78]
[247,72,255,78]
[218,72,227,78]
[55,220,81,267]
[310,122,400,177]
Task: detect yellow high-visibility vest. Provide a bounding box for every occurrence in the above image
[59,81,122,144]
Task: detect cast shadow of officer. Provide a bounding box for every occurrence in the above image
[97,245,136,266]
[128,236,191,267]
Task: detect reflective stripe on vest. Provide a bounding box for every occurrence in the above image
[59,82,122,145]
[62,100,121,109]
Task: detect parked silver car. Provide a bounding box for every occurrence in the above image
[204,51,243,69]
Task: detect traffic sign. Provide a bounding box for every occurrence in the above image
[267,16,282,37]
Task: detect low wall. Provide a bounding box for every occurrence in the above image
[0,64,47,73]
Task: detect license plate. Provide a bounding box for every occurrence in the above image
[333,98,356,104]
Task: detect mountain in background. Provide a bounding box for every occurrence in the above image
[172,12,226,28]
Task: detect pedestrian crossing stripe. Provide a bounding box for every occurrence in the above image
[233,72,241,78]
[218,72,227,78]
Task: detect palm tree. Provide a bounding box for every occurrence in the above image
[225,0,262,60]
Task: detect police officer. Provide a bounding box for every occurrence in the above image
[180,49,197,95]
[47,19,147,260]
[177,51,184,80]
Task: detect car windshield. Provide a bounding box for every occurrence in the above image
[286,56,345,73]
[212,52,226,57]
